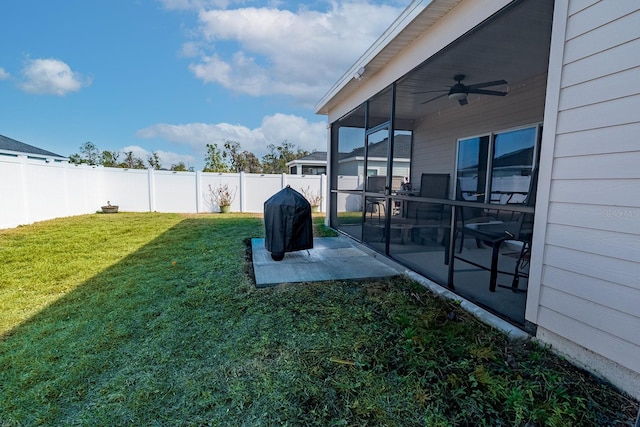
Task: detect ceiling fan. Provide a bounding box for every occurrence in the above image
[416,74,508,105]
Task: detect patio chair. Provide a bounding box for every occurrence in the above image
[454,178,496,252]
[413,173,450,220]
[365,175,386,223]
[390,176,404,215]
[412,173,450,243]
[455,168,538,292]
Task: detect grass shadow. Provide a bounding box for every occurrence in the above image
[0,215,264,424]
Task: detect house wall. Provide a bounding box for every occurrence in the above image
[0,157,328,229]
[528,0,640,398]
[412,73,548,190]
[337,159,360,177]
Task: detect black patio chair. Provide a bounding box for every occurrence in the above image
[455,168,538,292]
[365,175,386,223]
[413,173,450,220]
[412,173,450,243]
[454,178,496,252]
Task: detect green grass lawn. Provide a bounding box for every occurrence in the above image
[0,213,637,426]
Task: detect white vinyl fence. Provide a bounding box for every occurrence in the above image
[0,156,327,229]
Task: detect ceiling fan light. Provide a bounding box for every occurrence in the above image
[448,91,467,101]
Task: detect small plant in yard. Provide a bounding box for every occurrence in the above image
[207,183,236,212]
[300,185,322,209]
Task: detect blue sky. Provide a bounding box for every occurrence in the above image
[0,0,409,170]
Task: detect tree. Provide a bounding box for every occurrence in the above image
[68,153,83,165]
[100,150,120,167]
[120,151,146,169]
[147,152,162,170]
[170,162,188,171]
[237,151,262,173]
[223,140,261,172]
[261,140,308,174]
[69,141,100,165]
[203,143,229,172]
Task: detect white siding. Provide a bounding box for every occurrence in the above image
[530,0,640,397]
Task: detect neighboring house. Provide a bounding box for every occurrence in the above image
[287,151,328,175]
[287,136,412,181]
[316,0,640,398]
[338,134,411,179]
[0,134,67,162]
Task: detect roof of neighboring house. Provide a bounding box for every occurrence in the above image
[286,151,329,168]
[461,146,534,171]
[0,134,66,159]
[341,134,411,160]
[288,135,412,167]
[296,151,328,162]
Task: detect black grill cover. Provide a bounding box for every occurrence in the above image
[264,186,313,260]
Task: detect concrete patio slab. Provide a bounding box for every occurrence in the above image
[251,235,405,287]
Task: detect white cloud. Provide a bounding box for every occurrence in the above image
[179,41,203,58]
[0,67,10,80]
[136,113,326,158]
[184,2,404,104]
[19,58,91,96]
[120,145,196,169]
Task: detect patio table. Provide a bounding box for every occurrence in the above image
[448,221,521,292]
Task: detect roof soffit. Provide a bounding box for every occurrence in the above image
[315,0,463,115]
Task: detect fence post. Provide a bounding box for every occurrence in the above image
[148,168,156,212]
[281,173,287,189]
[239,171,246,213]
[195,171,202,213]
[320,174,327,213]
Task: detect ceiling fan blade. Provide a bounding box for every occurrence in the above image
[468,89,508,96]
[421,93,447,104]
[458,97,468,106]
[467,79,507,89]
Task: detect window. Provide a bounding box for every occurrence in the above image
[490,127,537,204]
[456,125,539,203]
[456,135,490,202]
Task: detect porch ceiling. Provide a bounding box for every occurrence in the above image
[378,0,555,123]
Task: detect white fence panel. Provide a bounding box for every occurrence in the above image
[24,160,70,223]
[336,176,362,212]
[102,168,151,212]
[1,156,328,229]
[66,165,103,215]
[286,174,326,212]
[0,156,29,228]
[200,173,242,213]
[154,171,198,213]
[242,174,283,213]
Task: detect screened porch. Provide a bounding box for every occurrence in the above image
[327,0,554,327]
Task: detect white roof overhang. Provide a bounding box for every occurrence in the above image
[314,0,465,115]
[315,0,553,123]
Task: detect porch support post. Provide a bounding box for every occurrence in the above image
[446,204,457,290]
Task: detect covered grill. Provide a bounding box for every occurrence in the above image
[264,186,313,261]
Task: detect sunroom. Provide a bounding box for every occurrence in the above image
[316,0,555,328]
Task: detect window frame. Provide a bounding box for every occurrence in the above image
[454,123,542,204]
